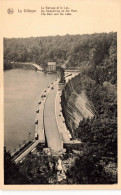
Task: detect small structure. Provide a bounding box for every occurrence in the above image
[58,67,66,90]
[63,140,83,151]
[47,62,56,72]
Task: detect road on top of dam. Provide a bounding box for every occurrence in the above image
[44,83,63,152]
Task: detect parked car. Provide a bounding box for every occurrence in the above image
[36,109,39,113]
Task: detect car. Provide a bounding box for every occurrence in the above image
[35,120,38,125]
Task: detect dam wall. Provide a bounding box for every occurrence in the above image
[61,74,95,137]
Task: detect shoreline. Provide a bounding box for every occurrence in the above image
[4,61,44,71]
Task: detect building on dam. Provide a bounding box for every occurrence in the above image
[47,62,56,72]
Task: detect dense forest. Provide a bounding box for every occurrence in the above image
[4,32,117,184]
[4,32,116,73]
[61,32,117,183]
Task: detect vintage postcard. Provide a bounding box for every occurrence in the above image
[0,0,121,190]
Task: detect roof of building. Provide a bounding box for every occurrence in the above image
[48,62,56,66]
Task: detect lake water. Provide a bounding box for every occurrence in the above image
[4,69,56,151]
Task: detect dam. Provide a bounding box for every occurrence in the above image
[5,67,86,163]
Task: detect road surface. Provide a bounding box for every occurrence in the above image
[44,83,63,152]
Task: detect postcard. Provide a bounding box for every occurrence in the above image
[0,0,121,190]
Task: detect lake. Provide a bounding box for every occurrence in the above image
[4,69,57,151]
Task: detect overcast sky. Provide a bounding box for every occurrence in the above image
[1,0,120,38]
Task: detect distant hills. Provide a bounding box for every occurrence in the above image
[4,32,116,73]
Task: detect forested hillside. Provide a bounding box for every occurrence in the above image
[4,32,116,74]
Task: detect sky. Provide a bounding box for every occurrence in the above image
[1,0,121,38]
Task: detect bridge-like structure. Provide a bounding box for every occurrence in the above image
[31,63,44,71]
